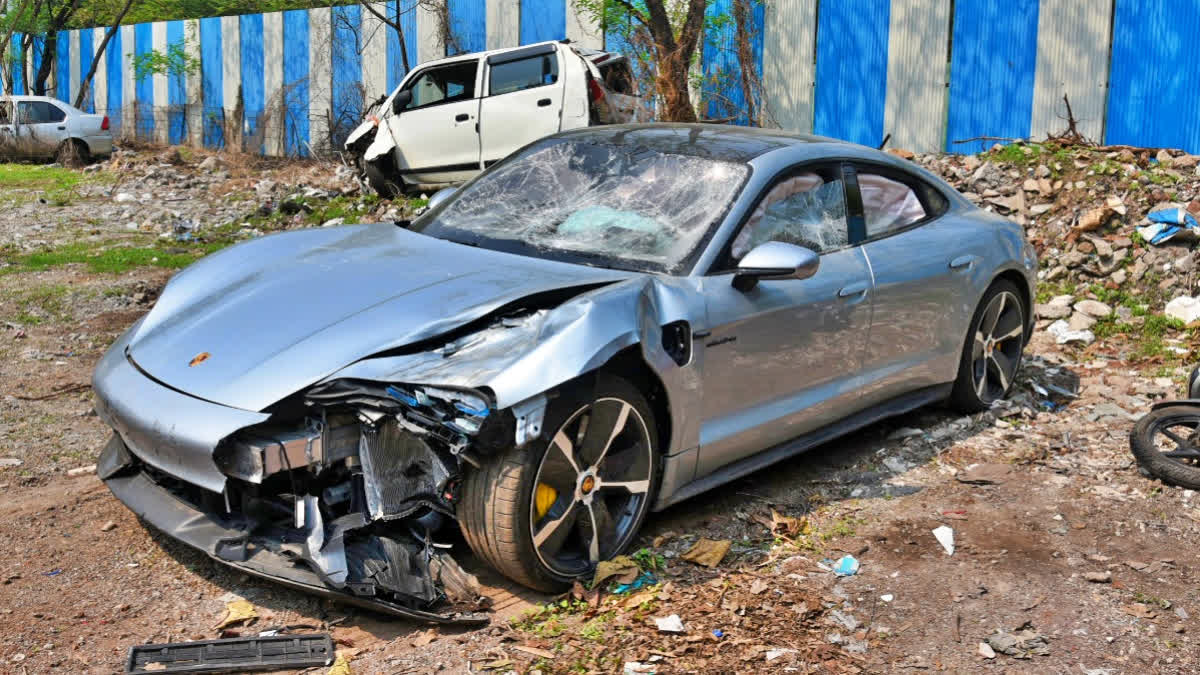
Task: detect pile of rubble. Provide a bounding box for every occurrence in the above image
[909,142,1200,350]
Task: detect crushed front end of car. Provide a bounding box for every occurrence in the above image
[93,325,499,625]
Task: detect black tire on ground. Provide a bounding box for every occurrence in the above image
[363,153,405,199]
[56,139,89,167]
[949,279,1027,413]
[458,373,661,592]
[1129,405,1200,490]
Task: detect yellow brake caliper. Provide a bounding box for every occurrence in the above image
[535,483,558,520]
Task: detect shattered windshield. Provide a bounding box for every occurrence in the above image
[411,139,749,273]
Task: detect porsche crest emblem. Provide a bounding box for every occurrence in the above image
[189,352,211,367]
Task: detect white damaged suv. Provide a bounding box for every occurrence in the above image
[345,41,648,197]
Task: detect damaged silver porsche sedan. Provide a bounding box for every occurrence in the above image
[94,124,1037,623]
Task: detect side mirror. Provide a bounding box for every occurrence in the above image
[733,241,819,292]
[427,186,458,211]
[391,89,413,115]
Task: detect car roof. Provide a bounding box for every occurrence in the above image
[0,95,70,106]
[417,40,571,69]
[553,123,853,163]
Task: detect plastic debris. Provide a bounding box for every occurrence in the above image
[1138,208,1200,245]
[215,599,258,629]
[1165,296,1200,324]
[591,555,639,587]
[932,525,955,555]
[654,614,685,633]
[1046,319,1094,345]
[680,538,731,568]
[613,571,657,594]
[44,568,62,576]
[712,629,724,638]
[326,653,352,675]
[624,662,657,674]
[881,594,894,602]
[765,648,797,662]
[832,555,860,576]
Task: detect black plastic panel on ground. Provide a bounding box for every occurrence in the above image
[125,634,334,674]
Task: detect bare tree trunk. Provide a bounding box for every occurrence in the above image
[32,0,80,96]
[732,0,757,124]
[74,0,136,108]
[359,0,410,73]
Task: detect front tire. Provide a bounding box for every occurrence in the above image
[458,374,660,591]
[363,153,405,199]
[949,279,1026,412]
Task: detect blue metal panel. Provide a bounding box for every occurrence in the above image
[282,9,309,156]
[167,20,186,144]
[30,35,44,94]
[332,4,363,147]
[200,16,224,148]
[79,28,94,112]
[812,0,888,146]
[702,0,766,125]
[448,0,486,54]
[56,31,70,102]
[520,0,566,44]
[240,14,265,150]
[106,29,122,131]
[387,0,417,90]
[135,23,154,139]
[12,32,24,95]
[946,0,1039,153]
[1107,0,1200,153]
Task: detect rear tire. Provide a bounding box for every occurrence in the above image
[458,374,661,592]
[949,279,1026,412]
[56,139,89,167]
[1130,405,1200,490]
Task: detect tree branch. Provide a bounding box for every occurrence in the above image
[359,0,409,72]
[74,0,136,108]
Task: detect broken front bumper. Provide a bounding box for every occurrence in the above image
[99,435,488,625]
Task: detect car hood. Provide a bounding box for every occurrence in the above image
[127,223,630,411]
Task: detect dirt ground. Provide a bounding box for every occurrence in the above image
[1,145,1199,674]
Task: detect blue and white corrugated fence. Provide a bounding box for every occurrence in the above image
[5,0,1200,156]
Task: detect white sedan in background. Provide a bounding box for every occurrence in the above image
[0,95,113,164]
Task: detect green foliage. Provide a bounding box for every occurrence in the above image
[133,42,200,82]
[1,240,226,274]
[630,547,665,572]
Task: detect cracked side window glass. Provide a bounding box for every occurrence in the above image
[415,140,749,272]
[731,173,848,260]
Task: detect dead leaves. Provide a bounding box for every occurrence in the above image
[591,555,640,587]
[214,599,257,630]
[681,538,731,568]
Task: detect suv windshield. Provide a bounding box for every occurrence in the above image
[411,139,749,273]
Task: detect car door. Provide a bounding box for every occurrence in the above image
[16,100,70,159]
[478,44,566,166]
[851,164,974,408]
[382,58,482,184]
[695,164,874,478]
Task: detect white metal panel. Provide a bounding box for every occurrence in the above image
[121,24,135,137]
[486,0,520,50]
[184,19,202,146]
[763,0,816,133]
[883,0,951,153]
[152,21,168,142]
[220,15,240,121]
[92,27,107,116]
[309,7,332,153]
[69,30,80,106]
[565,0,602,50]
[1031,0,1112,142]
[417,1,442,63]
[263,12,284,155]
[361,3,389,99]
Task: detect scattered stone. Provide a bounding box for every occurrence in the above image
[321,217,346,227]
[1046,320,1095,345]
[1036,295,1073,319]
[1084,571,1112,583]
[1166,296,1200,324]
[197,156,222,171]
[66,465,96,477]
[113,192,137,203]
[1067,312,1097,332]
[0,458,21,468]
[978,641,996,659]
[1073,300,1112,318]
[100,521,117,532]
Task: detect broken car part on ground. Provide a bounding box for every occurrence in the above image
[94,124,1035,623]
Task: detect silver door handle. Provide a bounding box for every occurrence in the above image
[949,255,978,270]
[838,282,869,297]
